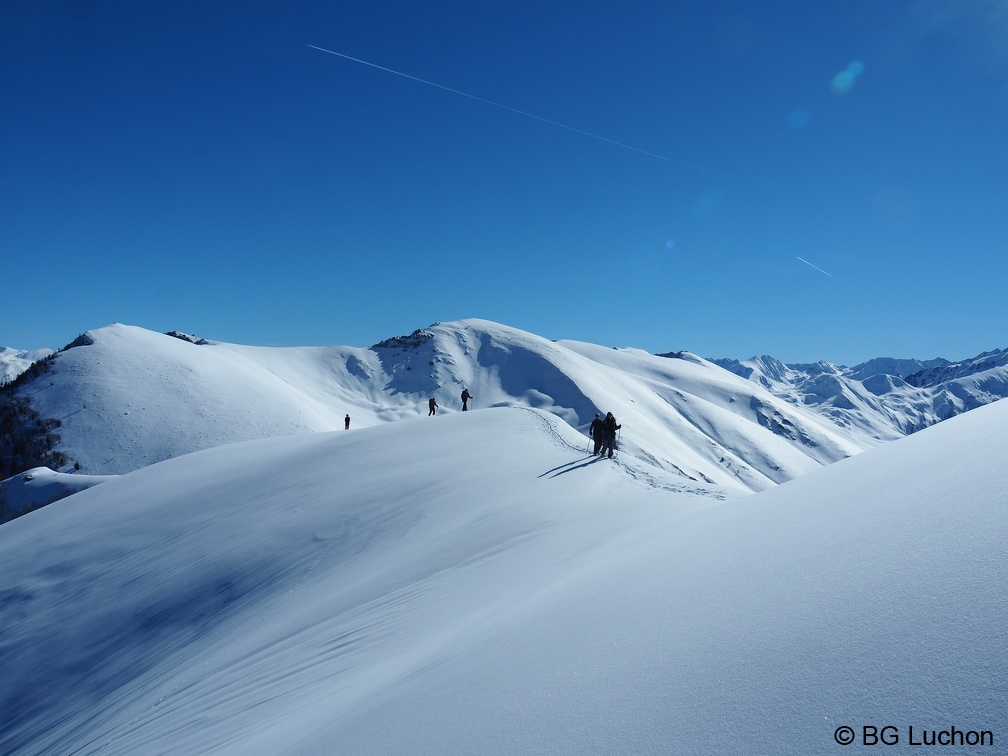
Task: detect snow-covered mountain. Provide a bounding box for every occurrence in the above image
[3,319,1006,752]
[1,383,1005,755]
[5,320,1007,523]
[905,347,1008,388]
[2,320,868,499]
[712,347,1008,439]
[0,346,53,384]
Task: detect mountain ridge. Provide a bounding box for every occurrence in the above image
[2,319,867,500]
[3,321,1006,514]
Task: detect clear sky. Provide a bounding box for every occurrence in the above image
[3,1,1006,365]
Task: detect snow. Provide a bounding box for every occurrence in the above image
[2,392,1006,754]
[16,320,868,492]
[722,348,1008,440]
[2,319,1006,753]
[0,346,53,384]
[0,467,113,522]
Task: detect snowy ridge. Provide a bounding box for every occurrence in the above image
[1,395,1005,754]
[7,319,868,494]
[907,348,1008,387]
[847,356,950,382]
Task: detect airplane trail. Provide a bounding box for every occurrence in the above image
[796,256,850,286]
[308,44,719,175]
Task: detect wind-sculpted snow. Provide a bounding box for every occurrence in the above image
[1,399,1005,754]
[8,319,867,493]
[0,409,722,754]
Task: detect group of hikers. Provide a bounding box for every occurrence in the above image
[589,411,622,458]
[426,392,622,459]
[428,388,473,416]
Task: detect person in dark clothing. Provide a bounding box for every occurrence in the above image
[461,388,472,411]
[589,412,604,455]
[600,411,621,458]
[345,414,350,430]
[428,397,438,416]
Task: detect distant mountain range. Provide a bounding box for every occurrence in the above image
[708,347,1008,438]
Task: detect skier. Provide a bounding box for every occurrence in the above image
[345,414,350,430]
[428,397,438,416]
[600,411,621,459]
[461,388,472,411]
[589,412,604,455]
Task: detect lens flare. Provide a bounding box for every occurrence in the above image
[831,71,856,94]
[831,60,865,94]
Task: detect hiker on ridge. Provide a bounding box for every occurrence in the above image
[600,411,621,459]
[428,397,438,416]
[589,412,604,455]
[461,388,472,411]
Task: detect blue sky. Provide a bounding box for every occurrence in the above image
[3,1,1006,364]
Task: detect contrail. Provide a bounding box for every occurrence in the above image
[308,44,719,175]
[796,256,850,286]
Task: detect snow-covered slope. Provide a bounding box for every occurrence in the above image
[9,320,868,494]
[0,346,53,384]
[715,348,1008,439]
[0,467,114,522]
[1,398,1005,755]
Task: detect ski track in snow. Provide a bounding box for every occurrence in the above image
[610,454,729,500]
[521,407,729,500]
